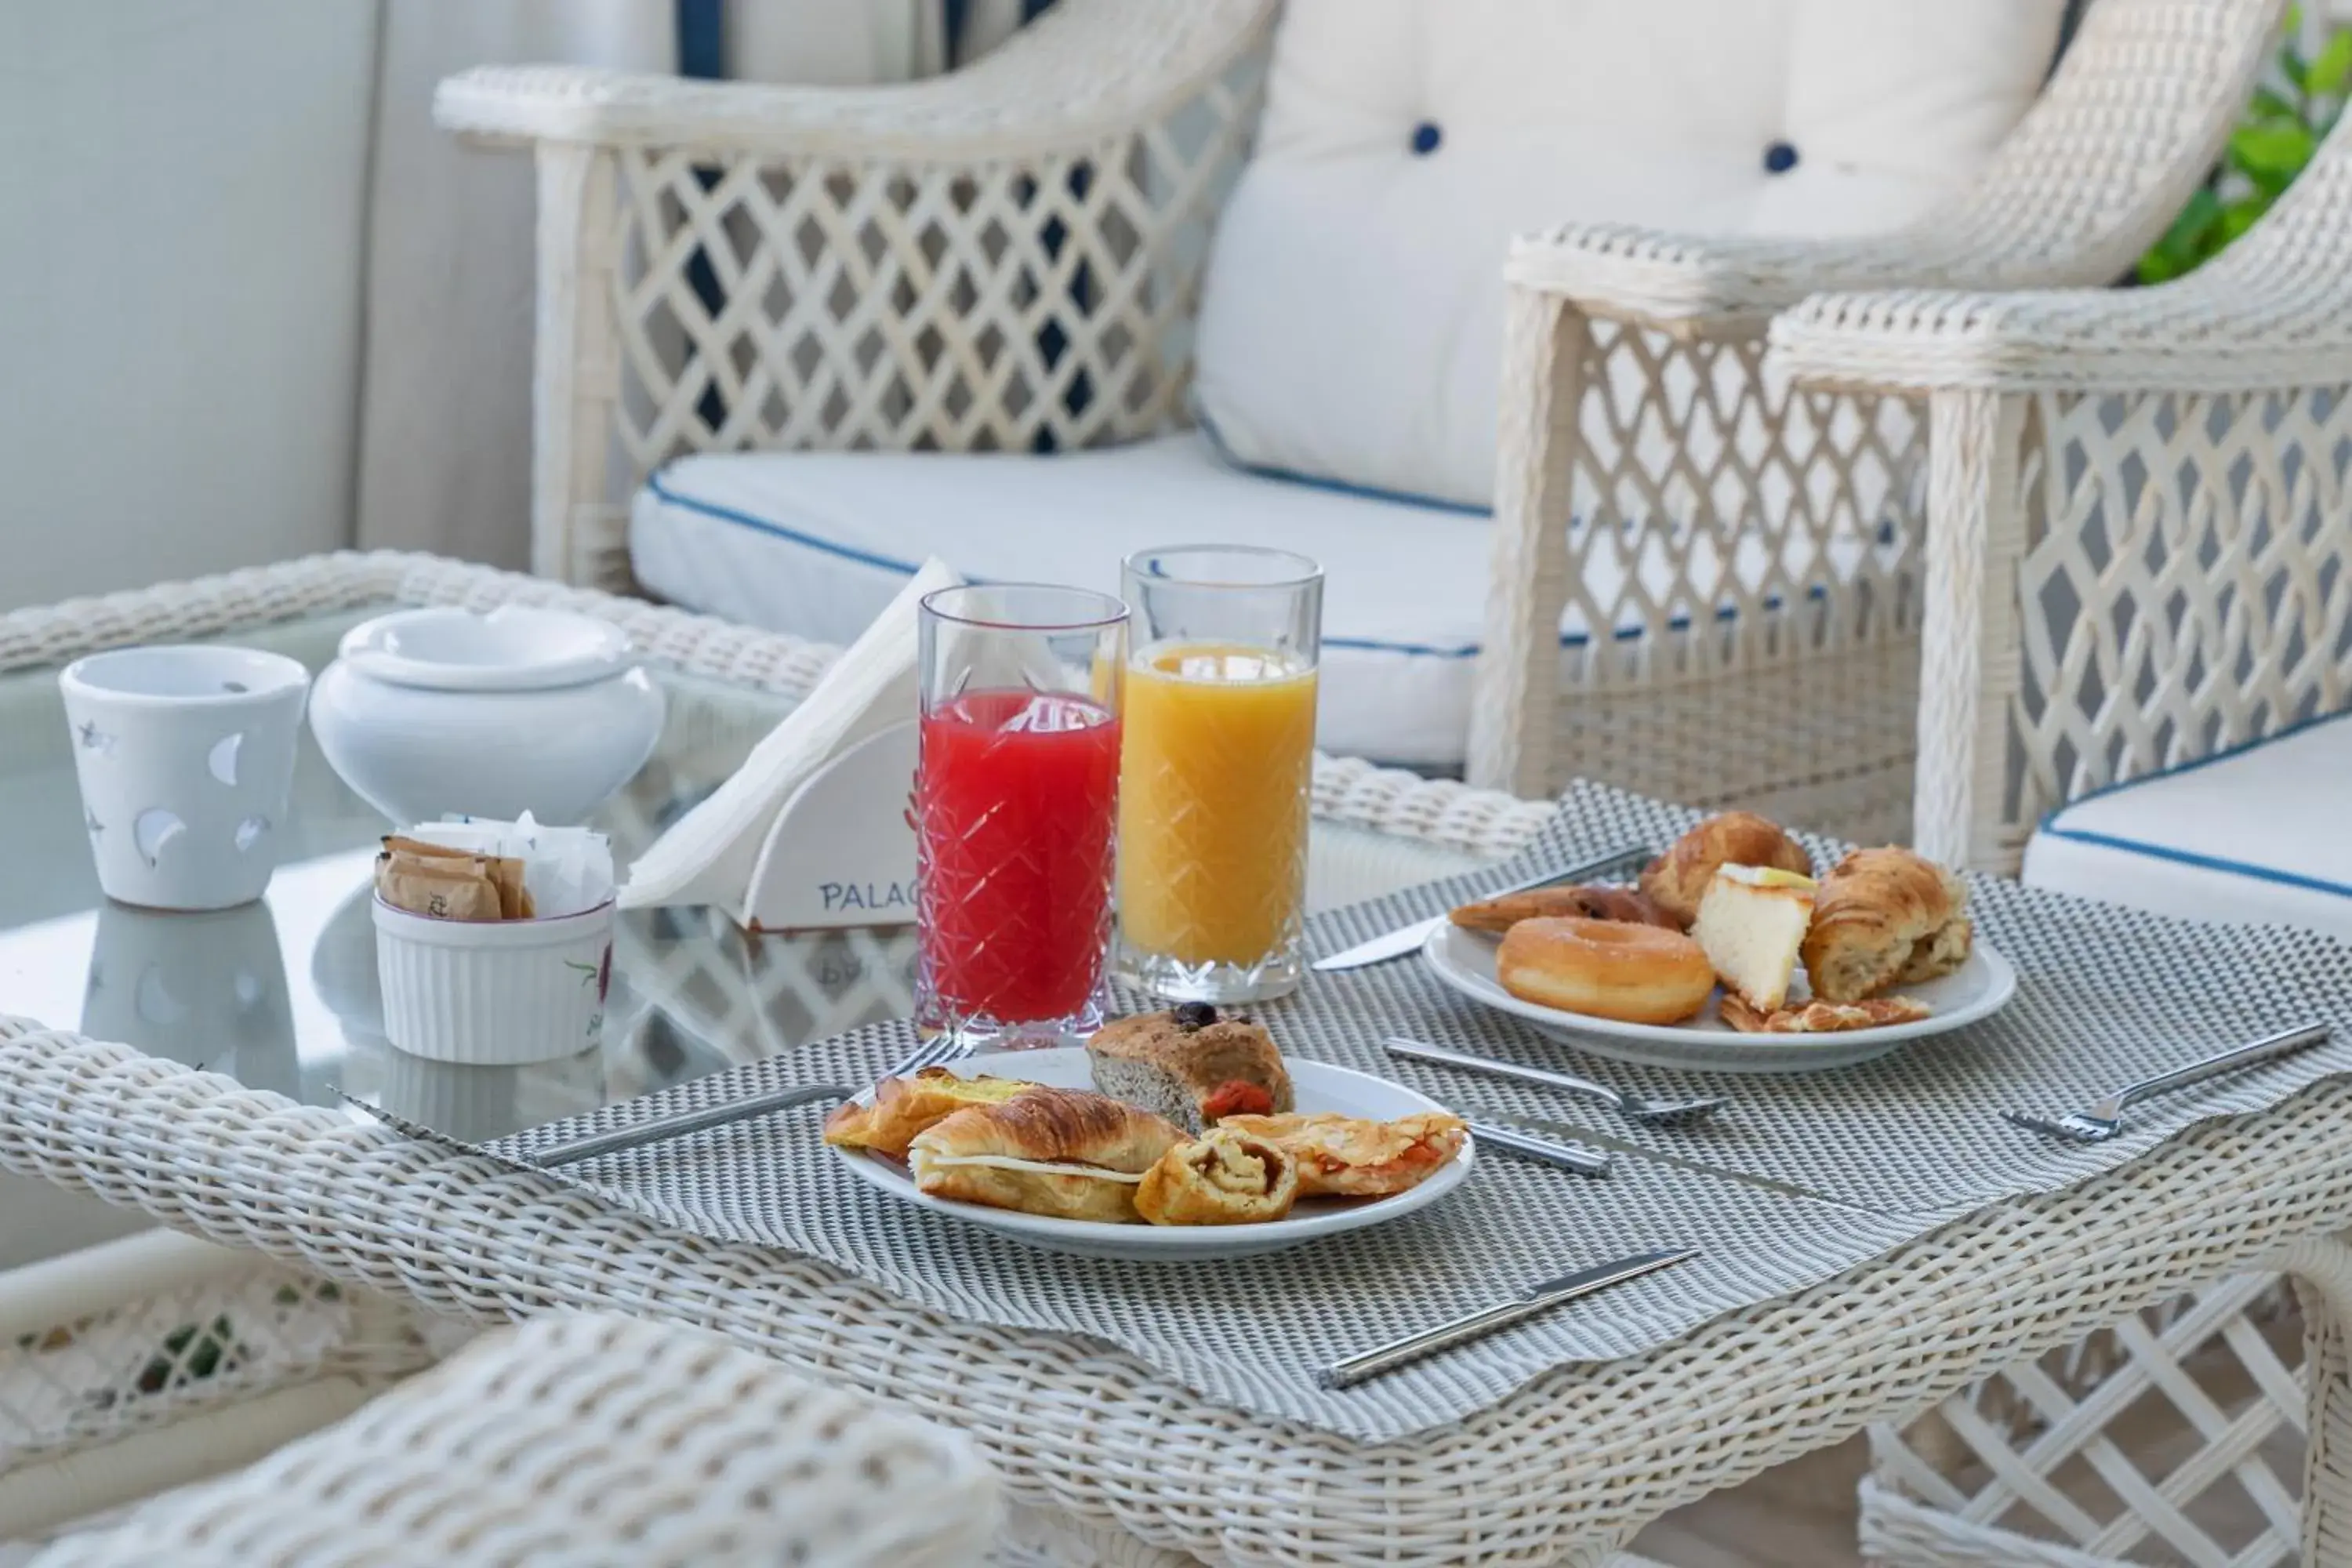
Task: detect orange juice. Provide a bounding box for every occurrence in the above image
[1116,641,1318,969]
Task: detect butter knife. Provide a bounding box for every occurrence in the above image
[1310,844,1653,972]
[1319,1247,1698,1388]
[1463,1117,1611,1178]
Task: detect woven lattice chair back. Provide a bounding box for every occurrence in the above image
[1979,129,2352,871]
[437,0,1277,585]
[1466,0,2288,837]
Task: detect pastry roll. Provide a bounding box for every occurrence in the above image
[1449,884,1677,933]
[1639,812,1812,927]
[1214,1112,1468,1199]
[907,1089,1183,1223]
[1799,847,1973,1003]
[822,1066,1038,1159]
[1134,1127,1299,1225]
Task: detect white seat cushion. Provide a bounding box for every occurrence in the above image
[2022,714,2352,942]
[1192,0,2064,509]
[632,435,1874,768]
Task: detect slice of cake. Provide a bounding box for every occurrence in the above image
[1690,865,1818,1013]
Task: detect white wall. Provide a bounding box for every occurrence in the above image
[0,1,378,610]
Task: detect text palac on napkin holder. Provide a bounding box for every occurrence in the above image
[738,720,916,932]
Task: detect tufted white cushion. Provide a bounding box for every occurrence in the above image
[1192,0,2067,510]
[2022,714,2352,942]
[630,434,1876,768]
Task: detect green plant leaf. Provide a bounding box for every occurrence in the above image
[2220,199,2267,242]
[2281,42,2311,91]
[2157,185,2225,256]
[2230,118,2318,176]
[2287,2,2306,34]
[2252,85,2302,120]
[2136,251,2183,285]
[2309,30,2352,94]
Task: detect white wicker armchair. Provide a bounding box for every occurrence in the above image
[1770,36,2352,874]
[436,0,1277,589]
[1468,0,2286,840]
[1754,78,2352,1568]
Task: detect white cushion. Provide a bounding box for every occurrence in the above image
[631,435,1872,768]
[1192,0,2065,510]
[2022,714,2352,942]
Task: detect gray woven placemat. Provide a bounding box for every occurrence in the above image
[451,780,2352,1439]
[1309,782,2352,1213]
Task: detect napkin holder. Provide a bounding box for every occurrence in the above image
[736,721,917,931]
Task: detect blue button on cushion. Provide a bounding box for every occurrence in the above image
[1763,140,1799,173]
[1410,122,1442,155]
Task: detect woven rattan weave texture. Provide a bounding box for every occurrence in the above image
[422,782,2349,1443]
[30,1312,1000,1568]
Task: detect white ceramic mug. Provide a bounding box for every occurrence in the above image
[59,645,311,910]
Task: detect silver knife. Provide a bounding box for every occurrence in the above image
[1462,1117,1611,1178]
[1319,1247,1698,1388]
[1310,844,1653,972]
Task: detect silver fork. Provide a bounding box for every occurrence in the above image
[2003,1022,2330,1144]
[1384,1036,1724,1129]
[528,1033,968,1169]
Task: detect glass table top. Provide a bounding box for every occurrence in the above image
[1,605,1476,1267]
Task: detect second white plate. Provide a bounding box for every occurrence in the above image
[1421,923,2016,1073]
[830,1047,1475,1259]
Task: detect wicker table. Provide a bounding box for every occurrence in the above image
[5,554,2352,1566]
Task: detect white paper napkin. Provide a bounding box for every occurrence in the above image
[408,814,615,918]
[617,557,961,912]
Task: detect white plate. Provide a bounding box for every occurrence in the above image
[1421,924,2016,1073]
[829,1047,1474,1260]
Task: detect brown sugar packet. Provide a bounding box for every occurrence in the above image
[384,836,532,919]
[375,849,504,922]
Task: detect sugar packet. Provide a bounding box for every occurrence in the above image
[399,813,615,920]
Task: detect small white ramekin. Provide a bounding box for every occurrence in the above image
[372,895,614,1065]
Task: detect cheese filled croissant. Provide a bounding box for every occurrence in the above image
[822,1066,1038,1159]
[1134,1127,1300,1226]
[908,1088,1183,1224]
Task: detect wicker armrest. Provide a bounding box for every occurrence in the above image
[1505,0,2282,334]
[436,0,1272,160]
[1769,252,2352,397]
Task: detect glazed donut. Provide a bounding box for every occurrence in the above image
[1497,916,1715,1025]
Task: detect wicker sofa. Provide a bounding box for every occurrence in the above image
[437,0,2280,830]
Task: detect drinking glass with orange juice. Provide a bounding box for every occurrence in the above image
[1116,547,1323,1003]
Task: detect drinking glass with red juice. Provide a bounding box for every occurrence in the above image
[915,585,1127,1047]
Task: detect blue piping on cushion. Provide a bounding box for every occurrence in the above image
[645,466,1836,658]
[2034,826,2352,902]
[2032,705,2352,899]
[647,470,932,578]
[2037,706,2352,829]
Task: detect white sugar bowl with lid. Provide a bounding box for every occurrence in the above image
[310,605,665,826]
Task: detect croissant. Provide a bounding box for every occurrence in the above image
[822,1066,1037,1158]
[907,1088,1183,1223]
[1639,813,1812,927]
[1449,884,1677,933]
[1798,847,1973,1004]
[1134,1127,1300,1225]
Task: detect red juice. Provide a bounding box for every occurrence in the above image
[916,688,1123,1026]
